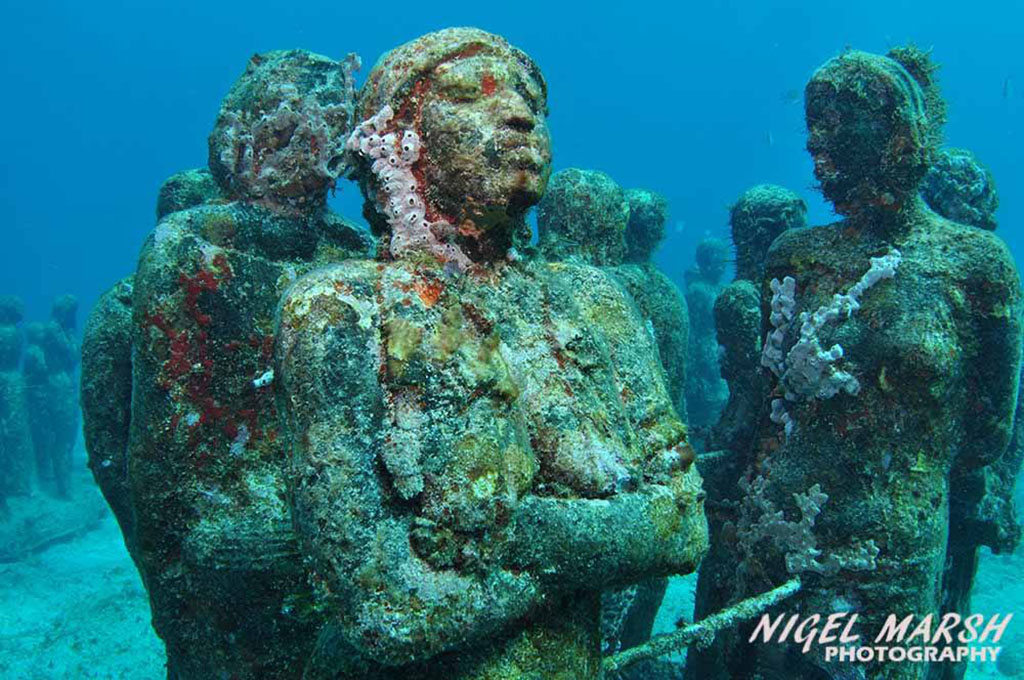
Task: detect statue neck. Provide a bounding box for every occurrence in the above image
[451,205,527,265]
[847,193,923,240]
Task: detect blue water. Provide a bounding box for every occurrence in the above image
[2,0,1022,320]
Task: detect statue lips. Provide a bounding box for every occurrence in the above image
[502,126,548,159]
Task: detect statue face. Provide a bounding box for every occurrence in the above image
[806,92,898,209]
[804,53,930,216]
[418,54,552,227]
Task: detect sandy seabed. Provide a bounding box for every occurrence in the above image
[0,476,1019,679]
[0,510,165,679]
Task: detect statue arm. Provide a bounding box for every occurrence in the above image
[510,476,707,588]
[962,239,1024,466]
[80,277,136,539]
[509,266,708,585]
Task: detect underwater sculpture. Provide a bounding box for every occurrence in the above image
[537,170,689,420]
[710,184,806,455]
[536,171,690,669]
[684,238,730,434]
[920,147,999,231]
[691,185,806,659]
[276,27,707,679]
[80,28,707,679]
[689,49,1022,680]
[0,296,33,512]
[614,187,690,423]
[81,49,373,678]
[23,295,79,498]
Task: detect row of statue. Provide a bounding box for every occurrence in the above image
[0,295,80,510]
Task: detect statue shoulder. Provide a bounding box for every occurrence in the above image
[277,260,382,336]
[763,224,841,273]
[83,277,135,363]
[275,260,384,425]
[545,260,635,314]
[950,223,1019,290]
[135,206,226,288]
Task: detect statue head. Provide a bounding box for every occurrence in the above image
[537,168,628,266]
[352,28,552,265]
[208,49,359,210]
[805,50,938,220]
[695,238,729,284]
[729,184,806,281]
[51,294,79,333]
[921,147,998,230]
[0,296,23,326]
[624,188,669,263]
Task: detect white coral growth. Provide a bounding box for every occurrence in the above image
[737,473,879,576]
[347,106,471,270]
[762,249,902,435]
[762,276,796,378]
[769,397,794,439]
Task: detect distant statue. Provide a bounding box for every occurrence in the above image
[690,48,1022,680]
[684,237,729,434]
[23,295,79,498]
[616,188,690,423]
[690,185,805,675]
[710,184,806,455]
[538,172,691,672]
[0,296,33,514]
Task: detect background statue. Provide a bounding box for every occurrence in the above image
[689,184,805,680]
[684,237,729,435]
[24,295,79,498]
[0,296,33,513]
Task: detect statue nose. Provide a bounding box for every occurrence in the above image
[499,92,537,133]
